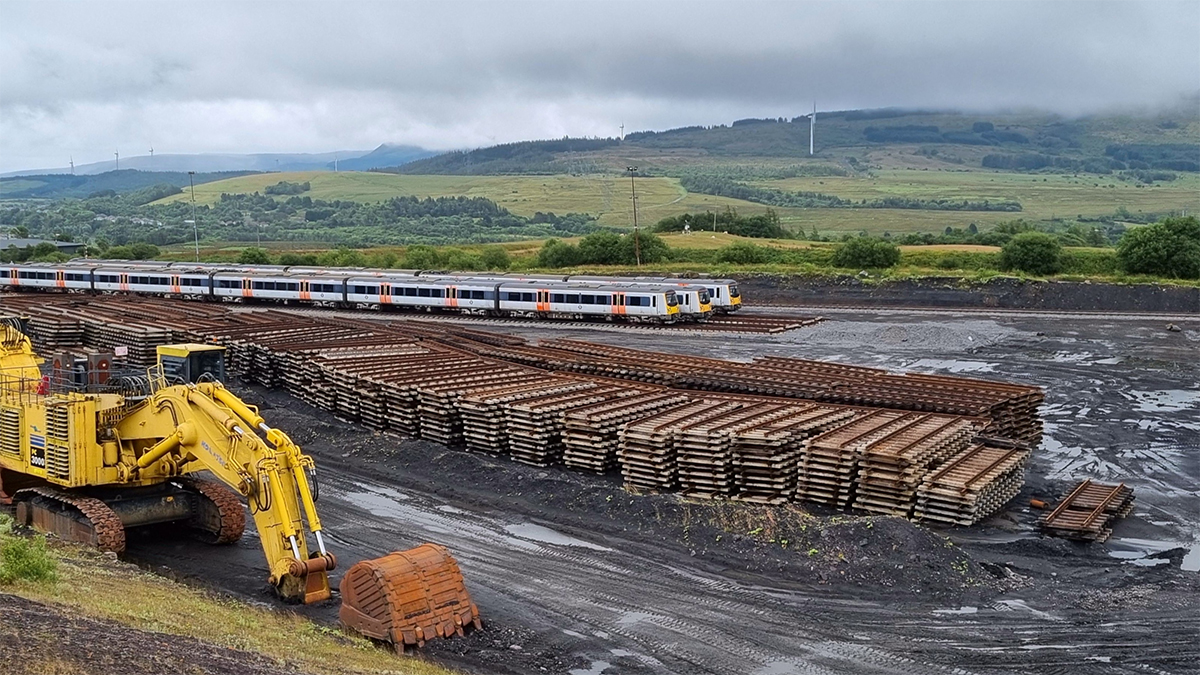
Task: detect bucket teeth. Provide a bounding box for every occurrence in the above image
[339,544,481,650]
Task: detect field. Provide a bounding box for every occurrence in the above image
[152,167,1200,237]
[757,170,1200,223]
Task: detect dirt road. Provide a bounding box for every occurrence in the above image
[124,309,1199,675]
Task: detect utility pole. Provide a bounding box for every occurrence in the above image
[188,171,200,262]
[627,166,641,266]
[712,210,717,232]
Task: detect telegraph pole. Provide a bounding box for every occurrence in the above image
[188,171,200,262]
[627,166,641,266]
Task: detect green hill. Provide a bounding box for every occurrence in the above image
[0,170,260,200]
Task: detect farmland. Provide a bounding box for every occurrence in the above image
[150,167,1199,237]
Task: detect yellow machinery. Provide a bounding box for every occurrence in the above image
[0,318,480,645]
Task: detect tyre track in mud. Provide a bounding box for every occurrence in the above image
[126,465,1197,675]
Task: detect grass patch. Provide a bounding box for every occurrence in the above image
[0,526,454,675]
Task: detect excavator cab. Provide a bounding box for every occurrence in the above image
[157,344,226,384]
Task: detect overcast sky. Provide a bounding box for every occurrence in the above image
[1,0,1197,172]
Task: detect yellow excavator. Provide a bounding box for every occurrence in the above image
[0,317,480,648]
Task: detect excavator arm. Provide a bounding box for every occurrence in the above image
[115,381,335,603]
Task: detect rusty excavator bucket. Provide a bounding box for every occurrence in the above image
[339,543,482,649]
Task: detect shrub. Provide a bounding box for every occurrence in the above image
[1116,216,1200,279]
[537,239,582,268]
[479,246,511,270]
[715,242,776,265]
[315,247,367,268]
[831,237,900,268]
[578,230,623,265]
[277,252,318,266]
[106,242,160,260]
[1000,231,1063,275]
[0,530,58,585]
[402,245,442,269]
[619,231,669,264]
[237,247,272,265]
[442,249,485,271]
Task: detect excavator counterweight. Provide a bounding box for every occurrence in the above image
[0,318,478,648]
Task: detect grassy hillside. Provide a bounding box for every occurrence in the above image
[149,167,1199,237]
[0,169,260,200]
[153,170,763,228]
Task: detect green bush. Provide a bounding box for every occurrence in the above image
[479,246,511,270]
[715,242,776,264]
[831,237,901,268]
[537,239,582,268]
[277,252,318,266]
[620,231,669,264]
[402,245,442,269]
[577,231,623,265]
[442,249,485,271]
[1116,216,1200,279]
[105,242,160,260]
[315,247,367,268]
[1000,231,1063,275]
[0,530,58,585]
[899,249,1000,271]
[1060,248,1120,276]
[237,247,272,265]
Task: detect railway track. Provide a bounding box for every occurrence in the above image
[276,306,823,334]
[747,304,1200,322]
[1039,479,1135,542]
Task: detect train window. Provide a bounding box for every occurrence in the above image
[286,283,298,291]
[729,284,740,298]
[471,290,486,300]
[565,294,579,304]
[651,296,658,307]
[580,294,594,305]
[402,287,417,296]
[457,289,471,299]
[523,292,534,302]
[432,289,444,298]
[504,292,521,301]
[551,293,565,303]
[666,293,678,307]
[367,286,379,294]
[418,288,431,297]
[352,285,365,294]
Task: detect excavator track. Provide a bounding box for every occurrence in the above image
[15,486,126,553]
[181,477,246,545]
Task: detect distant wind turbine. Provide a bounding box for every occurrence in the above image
[69,157,74,174]
[114,150,119,170]
[149,147,154,162]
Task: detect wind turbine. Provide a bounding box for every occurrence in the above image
[809,101,816,156]
[114,150,119,170]
[69,157,74,174]
[149,147,154,163]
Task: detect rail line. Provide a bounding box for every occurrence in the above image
[1039,479,1135,542]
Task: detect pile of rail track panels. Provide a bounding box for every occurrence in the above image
[1038,480,1135,542]
[502,340,1044,444]
[562,392,694,473]
[3,294,1043,523]
[914,444,1031,525]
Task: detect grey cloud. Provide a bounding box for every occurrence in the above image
[0,0,1196,172]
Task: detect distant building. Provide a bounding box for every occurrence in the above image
[0,237,86,254]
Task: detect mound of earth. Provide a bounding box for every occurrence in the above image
[0,593,299,675]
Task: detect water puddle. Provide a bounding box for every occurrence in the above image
[569,660,611,675]
[561,629,586,639]
[1125,389,1200,413]
[504,523,612,551]
[905,358,997,374]
[1109,537,1200,571]
[436,504,465,514]
[933,606,979,615]
[616,610,654,627]
[994,599,1060,621]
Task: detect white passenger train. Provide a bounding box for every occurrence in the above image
[3,261,699,323]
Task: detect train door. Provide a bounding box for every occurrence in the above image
[612,292,626,315]
[55,270,65,288]
[380,283,392,305]
[300,280,312,301]
[170,274,181,294]
[8,268,18,286]
[119,273,130,292]
[241,277,252,298]
[536,289,550,312]
[447,285,457,308]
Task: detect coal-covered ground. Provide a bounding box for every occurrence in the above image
[124,308,1200,675]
